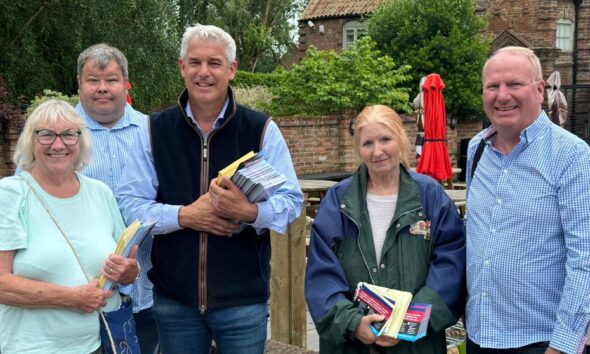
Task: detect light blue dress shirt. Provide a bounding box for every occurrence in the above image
[115,98,303,237]
[76,103,155,313]
[465,111,590,354]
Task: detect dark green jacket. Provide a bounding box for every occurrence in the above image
[305,165,466,354]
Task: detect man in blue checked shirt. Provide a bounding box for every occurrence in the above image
[115,24,303,354]
[465,46,590,354]
[76,44,158,354]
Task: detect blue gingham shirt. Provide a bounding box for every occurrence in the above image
[465,111,590,354]
[77,103,154,313]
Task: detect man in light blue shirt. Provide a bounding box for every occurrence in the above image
[466,46,590,354]
[115,24,303,354]
[76,44,158,354]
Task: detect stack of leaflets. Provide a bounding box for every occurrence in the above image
[98,219,156,291]
[353,282,431,341]
[216,151,286,203]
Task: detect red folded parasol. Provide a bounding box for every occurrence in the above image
[416,73,452,182]
[126,80,132,105]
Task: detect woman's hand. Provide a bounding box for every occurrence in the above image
[375,336,400,347]
[354,314,384,345]
[102,245,139,285]
[70,278,112,313]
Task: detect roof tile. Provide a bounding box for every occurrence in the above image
[300,0,380,20]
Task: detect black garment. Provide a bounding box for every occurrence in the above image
[147,88,271,310]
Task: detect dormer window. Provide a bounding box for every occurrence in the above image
[343,20,367,49]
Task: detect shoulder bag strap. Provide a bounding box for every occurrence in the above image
[470,139,487,181]
[21,176,118,354]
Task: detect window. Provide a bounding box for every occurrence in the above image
[556,19,574,52]
[343,20,367,49]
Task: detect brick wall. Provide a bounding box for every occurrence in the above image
[0,113,24,177]
[275,114,482,177]
[297,17,354,62]
[478,0,590,85]
[0,111,482,178]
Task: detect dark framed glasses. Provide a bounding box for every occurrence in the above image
[35,129,81,146]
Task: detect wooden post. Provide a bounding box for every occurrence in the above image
[270,207,307,348]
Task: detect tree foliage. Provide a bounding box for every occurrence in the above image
[368,0,490,121]
[0,0,300,112]
[175,0,302,72]
[270,38,412,116]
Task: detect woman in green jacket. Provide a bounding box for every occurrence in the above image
[305,105,465,354]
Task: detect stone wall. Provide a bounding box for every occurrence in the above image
[0,111,482,179]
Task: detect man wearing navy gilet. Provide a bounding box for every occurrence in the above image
[116,24,303,354]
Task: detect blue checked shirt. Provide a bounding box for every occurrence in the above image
[465,111,590,354]
[76,103,154,313]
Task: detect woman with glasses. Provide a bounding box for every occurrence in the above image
[0,99,139,353]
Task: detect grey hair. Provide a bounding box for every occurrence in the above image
[77,43,129,79]
[483,46,543,82]
[179,24,236,64]
[14,99,92,171]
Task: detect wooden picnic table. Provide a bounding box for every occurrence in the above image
[445,189,466,217]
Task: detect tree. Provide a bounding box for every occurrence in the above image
[0,0,181,112]
[368,0,490,121]
[270,38,412,116]
[175,0,302,72]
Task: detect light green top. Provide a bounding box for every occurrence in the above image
[0,171,124,354]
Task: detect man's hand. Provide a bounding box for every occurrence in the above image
[544,347,561,354]
[178,192,241,236]
[102,245,140,285]
[69,278,112,313]
[209,178,258,223]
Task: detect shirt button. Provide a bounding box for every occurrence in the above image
[380,264,386,269]
[497,199,502,204]
[503,169,508,174]
[482,292,487,298]
[372,268,377,273]
[484,260,490,265]
[491,229,496,234]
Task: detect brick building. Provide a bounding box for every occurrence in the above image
[298,0,589,85]
[297,0,590,142]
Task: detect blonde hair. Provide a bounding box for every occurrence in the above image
[14,99,92,171]
[353,105,411,168]
[483,46,543,82]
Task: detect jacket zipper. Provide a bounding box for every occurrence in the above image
[340,209,377,285]
[199,141,209,314]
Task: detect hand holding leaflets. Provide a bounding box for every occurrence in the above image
[353,282,431,342]
[98,220,156,290]
[216,151,286,203]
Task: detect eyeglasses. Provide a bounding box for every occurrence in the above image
[35,129,81,146]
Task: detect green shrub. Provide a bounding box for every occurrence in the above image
[233,86,274,114]
[233,71,284,88]
[27,90,79,115]
[269,37,412,116]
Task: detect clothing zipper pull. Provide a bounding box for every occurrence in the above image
[200,305,206,314]
[203,143,208,162]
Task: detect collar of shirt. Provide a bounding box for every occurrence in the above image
[184,98,230,138]
[76,103,144,131]
[484,111,550,148]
